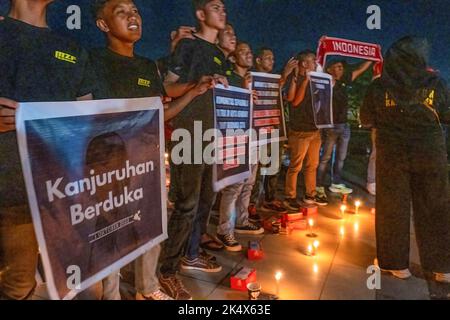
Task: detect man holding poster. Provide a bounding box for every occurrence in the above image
[89,0,212,301]
[0,0,95,300]
[284,50,329,211]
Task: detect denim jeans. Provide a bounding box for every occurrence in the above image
[250,143,283,204]
[0,206,38,300]
[317,124,351,186]
[159,163,216,274]
[285,130,321,199]
[217,164,258,235]
[367,128,377,184]
[101,244,162,300]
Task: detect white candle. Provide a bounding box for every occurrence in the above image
[275,271,282,297]
[355,200,361,215]
[313,240,320,254]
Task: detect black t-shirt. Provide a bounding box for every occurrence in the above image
[332,71,353,124]
[228,71,245,88]
[90,48,163,99]
[361,77,450,141]
[169,35,227,131]
[289,75,317,132]
[0,17,94,209]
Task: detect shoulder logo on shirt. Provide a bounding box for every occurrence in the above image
[423,89,435,108]
[54,51,77,64]
[138,78,151,87]
[214,56,223,66]
[385,92,396,108]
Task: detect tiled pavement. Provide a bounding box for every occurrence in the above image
[33,175,450,300]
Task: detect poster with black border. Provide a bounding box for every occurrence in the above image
[308,71,334,129]
[213,84,253,192]
[250,72,287,145]
[16,97,167,300]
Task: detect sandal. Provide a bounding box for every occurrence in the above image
[200,234,224,251]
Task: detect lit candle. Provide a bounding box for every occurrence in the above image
[307,244,314,256]
[355,200,361,215]
[313,263,319,274]
[313,240,320,255]
[341,204,347,218]
[307,218,317,237]
[275,271,282,298]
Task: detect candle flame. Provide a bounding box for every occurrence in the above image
[340,205,347,213]
[355,200,361,207]
[275,271,282,281]
[313,240,320,249]
[308,219,314,227]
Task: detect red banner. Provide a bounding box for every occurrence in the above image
[316,36,383,77]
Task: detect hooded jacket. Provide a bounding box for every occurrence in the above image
[361,37,450,135]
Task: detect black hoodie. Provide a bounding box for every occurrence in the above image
[361,36,450,137]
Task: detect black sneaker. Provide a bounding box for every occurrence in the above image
[248,204,262,223]
[217,233,243,252]
[283,198,301,212]
[303,194,328,206]
[261,200,288,214]
[158,274,192,300]
[235,222,265,235]
[181,256,222,273]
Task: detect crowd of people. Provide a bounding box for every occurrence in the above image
[0,0,449,301]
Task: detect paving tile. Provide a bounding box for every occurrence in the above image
[320,264,376,300]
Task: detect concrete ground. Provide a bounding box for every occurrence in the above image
[32,169,450,300]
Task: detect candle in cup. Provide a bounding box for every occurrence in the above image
[307,218,317,237]
[313,263,319,274]
[307,244,314,256]
[355,200,361,215]
[313,240,320,255]
[275,271,282,298]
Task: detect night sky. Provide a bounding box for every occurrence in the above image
[1,0,449,81]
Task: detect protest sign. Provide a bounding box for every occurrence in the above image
[213,85,253,192]
[250,72,287,145]
[16,98,167,300]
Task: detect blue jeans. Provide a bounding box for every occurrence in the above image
[217,164,258,235]
[317,124,351,186]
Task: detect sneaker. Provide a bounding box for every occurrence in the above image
[367,183,376,196]
[303,194,328,206]
[261,200,287,214]
[434,273,450,283]
[136,289,173,300]
[158,274,192,300]
[283,198,301,212]
[235,222,265,235]
[181,256,222,273]
[374,258,411,280]
[316,187,328,200]
[329,183,353,194]
[199,249,217,262]
[217,233,243,252]
[248,204,262,223]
